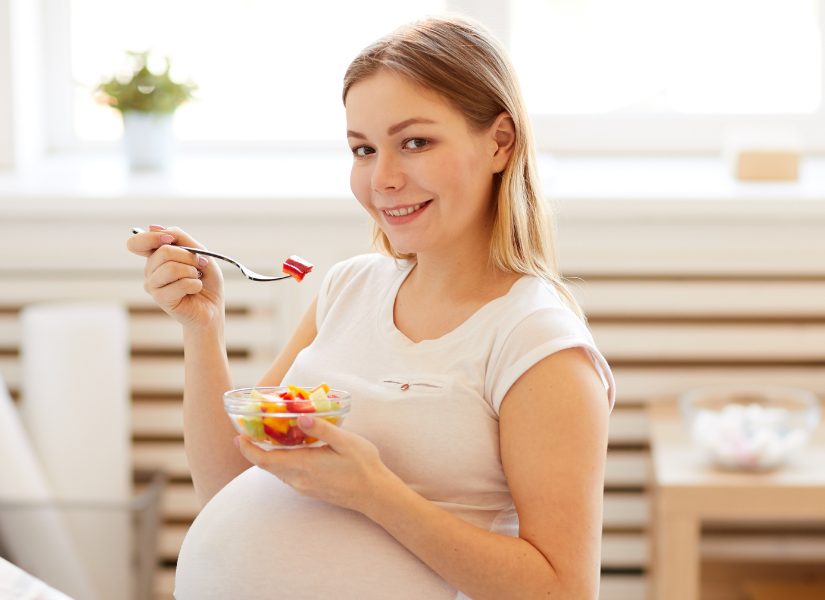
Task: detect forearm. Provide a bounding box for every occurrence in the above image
[182,321,250,505]
[365,474,569,600]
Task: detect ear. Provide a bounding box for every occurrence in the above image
[490,111,516,174]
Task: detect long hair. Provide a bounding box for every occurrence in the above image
[342,14,585,322]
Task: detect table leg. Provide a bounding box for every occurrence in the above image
[654,515,700,600]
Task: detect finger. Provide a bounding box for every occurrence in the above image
[296,415,350,453]
[145,260,201,291]
[127,226,205,259]
[235,435,268,465]
[151,277,203,308]
[127,230,168,258]
[235,435,296,479]
[144,243,205,279]
[155,226,206,250]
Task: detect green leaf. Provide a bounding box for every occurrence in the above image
[93,50,197,114]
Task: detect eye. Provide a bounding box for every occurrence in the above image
[352,145,375,158]
[403,138,429,150]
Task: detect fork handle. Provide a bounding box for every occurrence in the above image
[132,228,237,264]
[175,245,235,264]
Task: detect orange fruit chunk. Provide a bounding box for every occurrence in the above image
[263,416,290,434]
[287,385,309,399]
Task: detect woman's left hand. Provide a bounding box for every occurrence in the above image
[234,415,397,514]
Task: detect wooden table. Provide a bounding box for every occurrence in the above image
[649,400,825,600]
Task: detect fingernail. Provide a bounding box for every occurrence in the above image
[149,224,166,231]
[198,256,208,267]
[298,415,314,428]
[233,437,240,448]
[159,234,174,244]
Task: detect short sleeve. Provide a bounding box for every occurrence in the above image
[488,307,616,416]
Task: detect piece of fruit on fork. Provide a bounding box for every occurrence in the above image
[282,256,313,282]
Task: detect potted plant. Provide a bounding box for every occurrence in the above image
[95,51,197,171]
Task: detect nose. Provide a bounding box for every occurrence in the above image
[371,152,405,193]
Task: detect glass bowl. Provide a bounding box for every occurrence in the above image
[679,385,820,471]
[224,386,351,451]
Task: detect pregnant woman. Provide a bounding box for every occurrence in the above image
[128,15,614,600]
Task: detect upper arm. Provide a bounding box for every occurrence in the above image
[498,347,610,598]
[256,295,318,386]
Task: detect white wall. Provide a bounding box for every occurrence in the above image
[0,0,47,169]
[0,0,15,168]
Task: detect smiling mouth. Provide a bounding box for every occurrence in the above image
[383,200,432,217]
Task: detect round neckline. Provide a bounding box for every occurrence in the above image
[377,261,526,349]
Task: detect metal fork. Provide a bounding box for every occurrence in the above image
[132,227,291,281]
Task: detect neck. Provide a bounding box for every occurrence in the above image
[404,228,515,304]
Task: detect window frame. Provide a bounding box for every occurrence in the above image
[40,0,825,154]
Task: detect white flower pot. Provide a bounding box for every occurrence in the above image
[122,111,175,171]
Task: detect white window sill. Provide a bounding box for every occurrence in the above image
[1,152,824,220]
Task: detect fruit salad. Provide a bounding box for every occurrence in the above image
[282,256,313,282]
[231,384,346,449]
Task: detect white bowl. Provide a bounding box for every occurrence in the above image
[679,385,820,470]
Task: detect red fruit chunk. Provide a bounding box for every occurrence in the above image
[268,425,307,446]
[282,255,313,282]
[286,400,316,413]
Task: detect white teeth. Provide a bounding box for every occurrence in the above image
[384,202,426,217]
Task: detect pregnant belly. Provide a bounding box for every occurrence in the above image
[174,467,458,600]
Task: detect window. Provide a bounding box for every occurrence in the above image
[510,0,825,152]
[68,0,445,145]
[49,0,825,152]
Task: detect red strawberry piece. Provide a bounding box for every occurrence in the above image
[281,426,306,446]
[286,400,316,413]
[264,425,288,444]
[282,256,313,282]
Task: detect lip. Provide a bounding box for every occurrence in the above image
[379,199,432,225]
[377,200,431,212]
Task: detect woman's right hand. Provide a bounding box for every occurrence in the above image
[126,225,225,330]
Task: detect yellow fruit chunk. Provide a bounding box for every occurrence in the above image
[260,402,288,413]
[304,436,318,444]
[323,416,340,425]
[263,416,290,434]
[310,383,330,394]
[287,385,309,399]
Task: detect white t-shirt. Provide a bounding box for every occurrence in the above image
[174,254,615,600]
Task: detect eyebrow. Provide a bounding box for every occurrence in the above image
[347,117,437,140]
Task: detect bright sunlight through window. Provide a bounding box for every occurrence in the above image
[70,0,821,142]
[70,0,445,141]
[511,0,821,115]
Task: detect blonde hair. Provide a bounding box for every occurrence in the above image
[343,14,585,322]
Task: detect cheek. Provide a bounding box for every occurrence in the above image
[350,166,373,211]
[435,149,490,206]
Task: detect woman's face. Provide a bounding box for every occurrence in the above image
[345,69,500,257]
